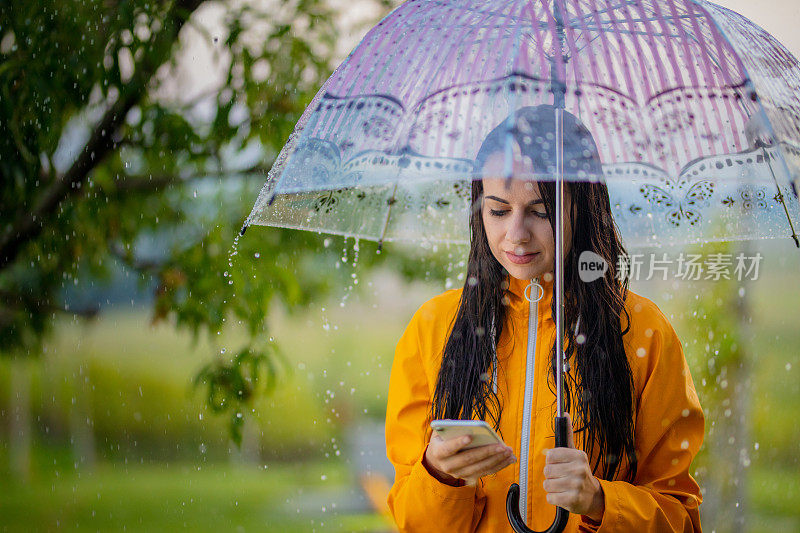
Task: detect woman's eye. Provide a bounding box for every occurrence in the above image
[488,209,547,218]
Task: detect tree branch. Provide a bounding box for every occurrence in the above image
[0,0,205,271]
[114,174,178,193]
[0,289,100,324]
[110,163,271,194]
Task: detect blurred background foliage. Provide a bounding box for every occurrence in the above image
[0,0,413,441]
[1,0,799,531]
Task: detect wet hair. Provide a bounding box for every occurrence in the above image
[430,105,637,482]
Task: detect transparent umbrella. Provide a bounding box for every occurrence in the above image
[242,1,800,531]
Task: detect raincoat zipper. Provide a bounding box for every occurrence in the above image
[517,281,539,523]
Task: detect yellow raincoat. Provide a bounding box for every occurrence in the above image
[386,276,703,532]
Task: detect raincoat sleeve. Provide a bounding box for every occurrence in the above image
[385,301,487,532]
[582,303,704,533]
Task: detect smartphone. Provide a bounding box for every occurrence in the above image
[430,419,505,450]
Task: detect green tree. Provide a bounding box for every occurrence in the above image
[0,0,411,447]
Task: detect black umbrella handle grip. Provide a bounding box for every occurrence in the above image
[505,416,570,533]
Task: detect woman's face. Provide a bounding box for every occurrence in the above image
[480,150,572,281]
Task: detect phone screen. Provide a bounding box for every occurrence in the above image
[430,420,504,449]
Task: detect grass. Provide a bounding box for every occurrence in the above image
[0,458,391,532]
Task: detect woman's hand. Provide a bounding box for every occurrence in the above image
[424,433,517,486]
[542,413,605,522]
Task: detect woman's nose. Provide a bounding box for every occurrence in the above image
[506,214,530,244]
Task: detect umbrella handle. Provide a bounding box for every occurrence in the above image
[505,416,570,533]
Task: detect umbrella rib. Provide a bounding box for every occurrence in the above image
[571,32,602,55]
[569,0,638,24]
[436,1,684,31]
[594,28,681,38]
[574,14,694,27]
[762,148,800,247]
[550,23,682,39]
[377,182,399,252]
[425,0,516,21]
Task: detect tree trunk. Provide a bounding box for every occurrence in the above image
[69,362,96,469]
[8,357,31,482]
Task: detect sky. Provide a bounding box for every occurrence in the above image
[713,0,800,56]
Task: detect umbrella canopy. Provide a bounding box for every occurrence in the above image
[244,0,800,248]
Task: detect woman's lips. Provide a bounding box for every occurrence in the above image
[505,251,539,264]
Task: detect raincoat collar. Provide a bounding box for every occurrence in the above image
[505,274,554,321]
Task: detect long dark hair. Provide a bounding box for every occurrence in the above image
[430,105,637,482]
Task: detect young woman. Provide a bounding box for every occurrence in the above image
[385,106,704,532]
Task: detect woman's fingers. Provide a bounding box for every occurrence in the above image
[542,457,585,478]
[540,446,604,518]
[426,437,516,483]
[455,450,516,481]
[444,444,516,478]
[430,434,472,460]
[542,475,580,493]
[445,443,508,467]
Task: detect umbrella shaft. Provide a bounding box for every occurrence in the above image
[555,108,565,419]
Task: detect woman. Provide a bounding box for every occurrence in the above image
[385,106,704,532]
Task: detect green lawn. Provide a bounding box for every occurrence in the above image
[0,459,390,532]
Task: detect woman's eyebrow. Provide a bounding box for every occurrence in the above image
[484,195,544,206]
